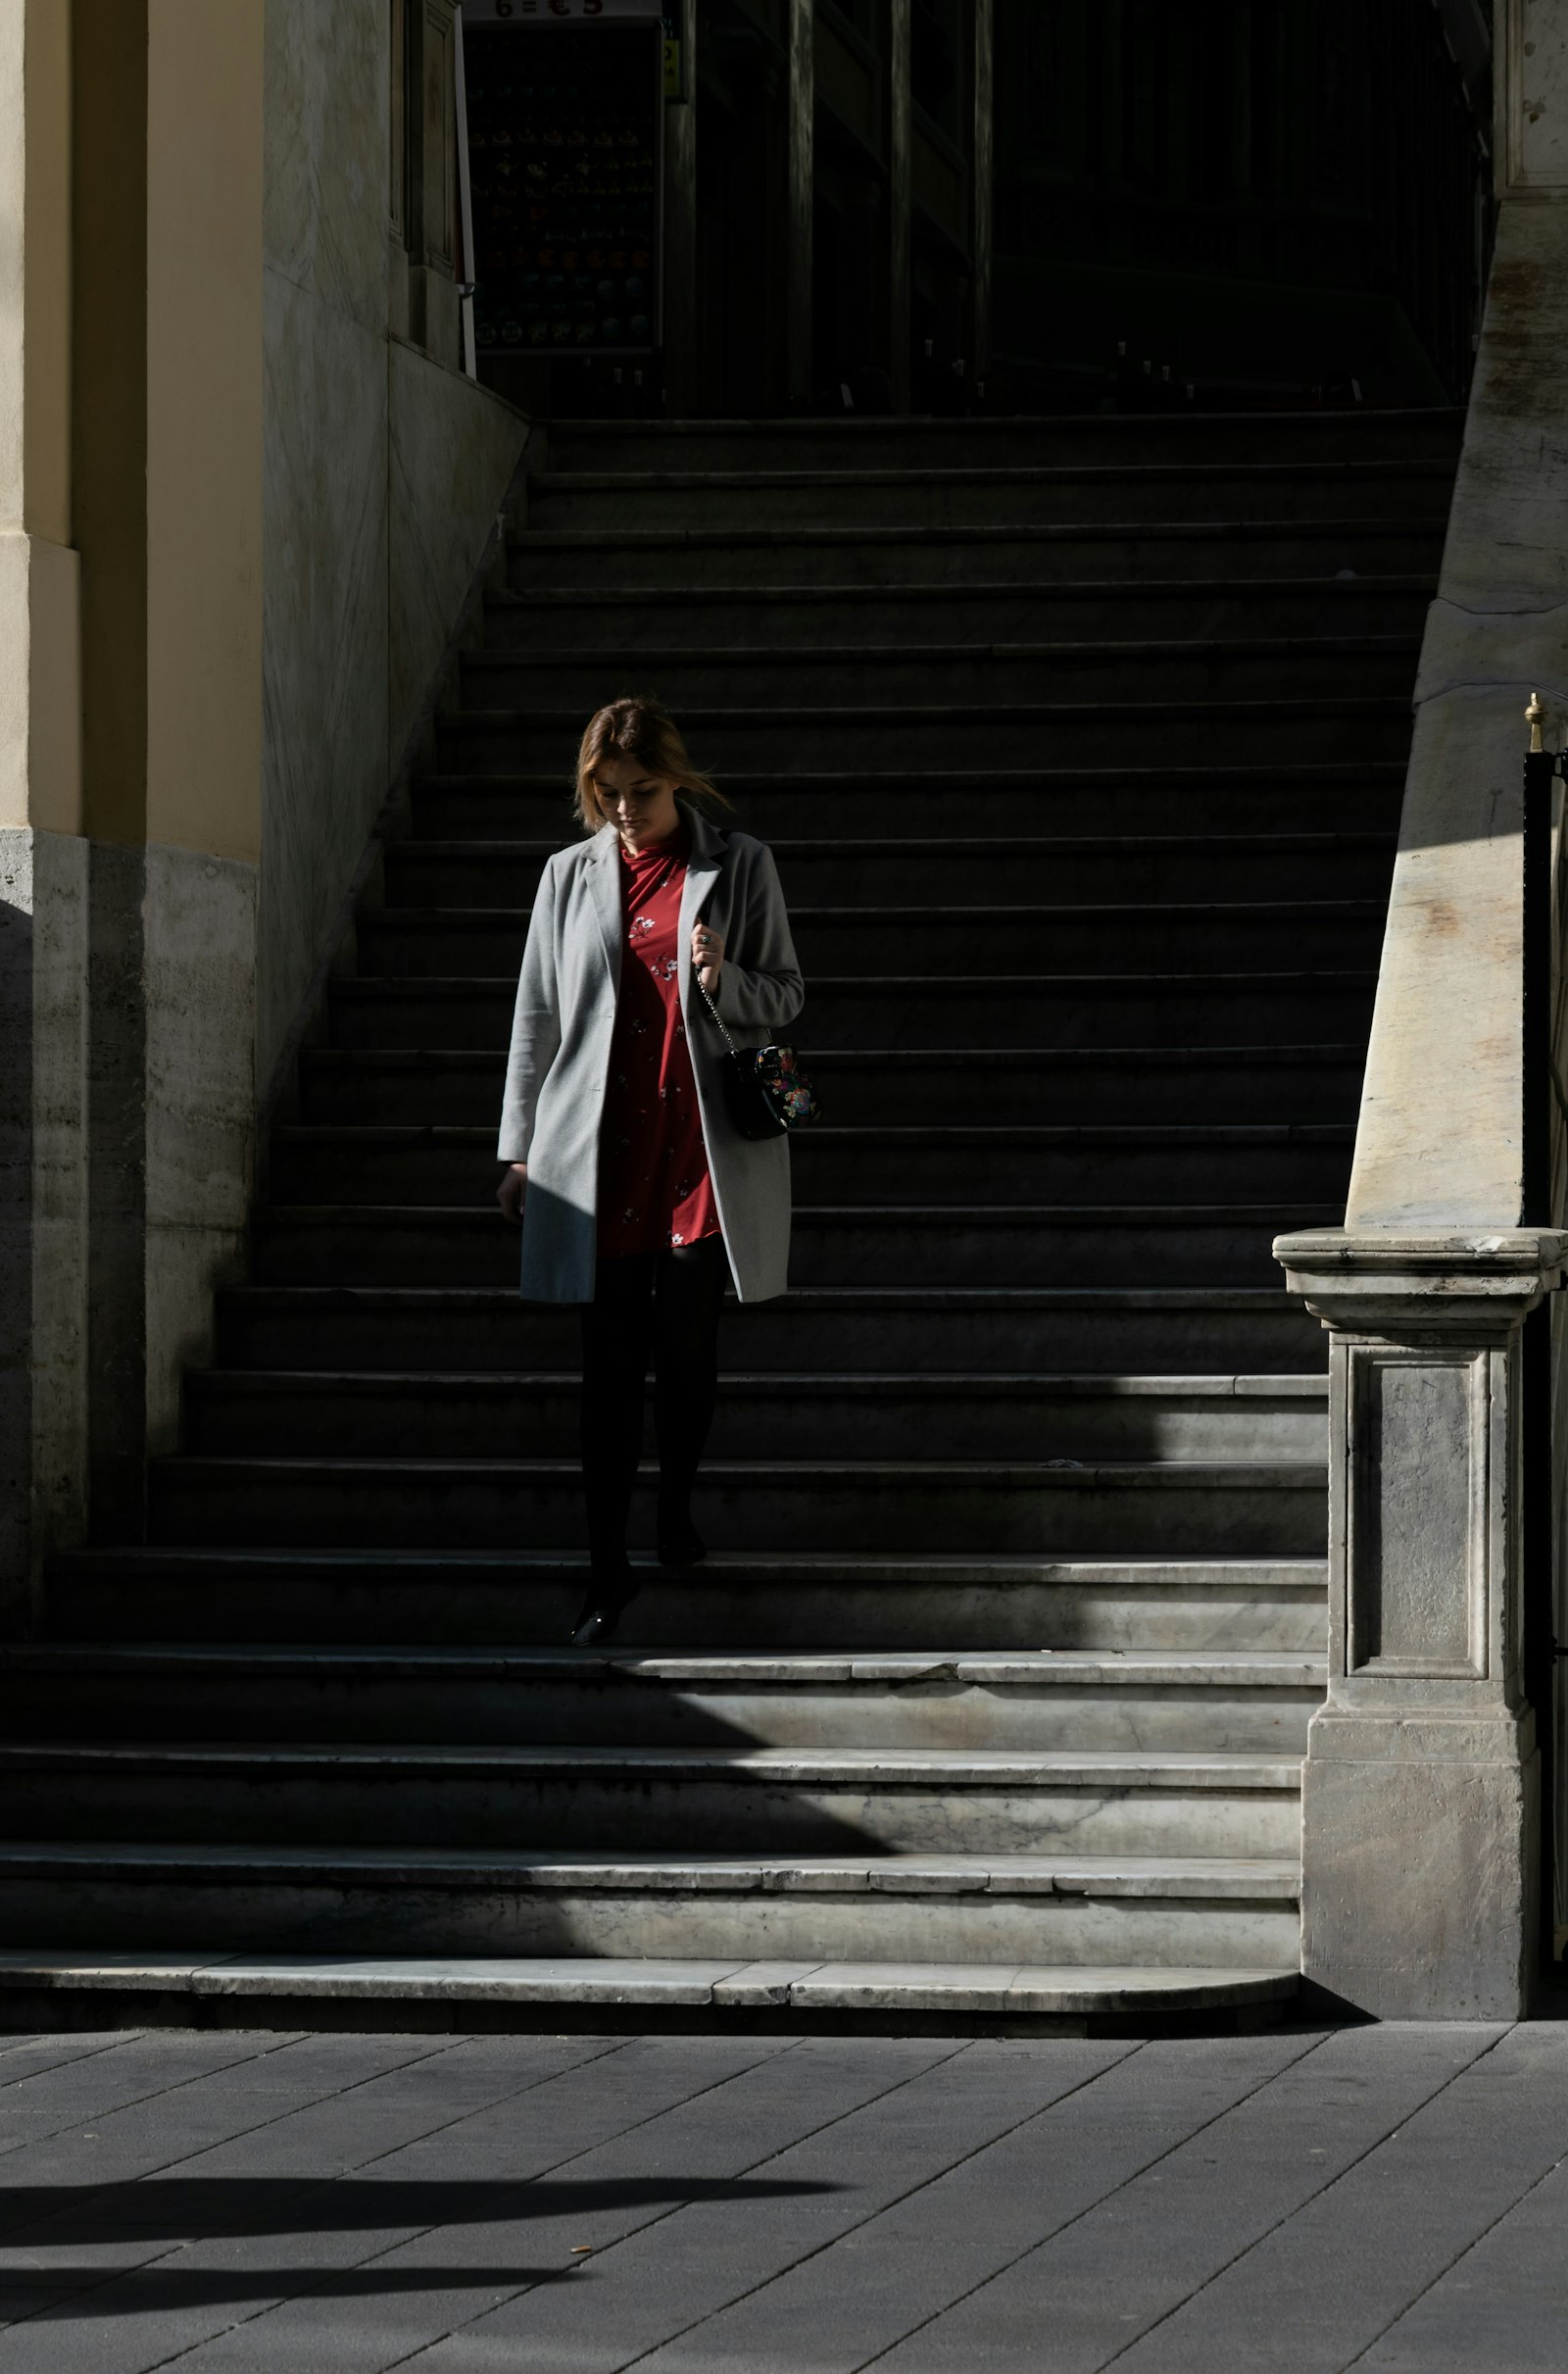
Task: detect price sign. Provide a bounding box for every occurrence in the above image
[463,12,663,356]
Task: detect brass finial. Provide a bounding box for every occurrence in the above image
[1527,691,1545,753]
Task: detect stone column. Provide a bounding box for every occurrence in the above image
[786,0,813,407]
[971,0,994,398]
[662,0,698,418]
[406,0,462,368]
[886,0,910,413]
[0,0,87,1628]
[1275,1228,1566,2018]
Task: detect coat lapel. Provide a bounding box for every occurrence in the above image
[676,801,726,1013]
[586,825,623,993]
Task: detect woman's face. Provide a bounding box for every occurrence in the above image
[592,752,682,850]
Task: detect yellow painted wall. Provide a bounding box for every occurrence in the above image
[0,0,79,836]
[19,0,71,548]
[146,0,264,865]
[73,0,146,848]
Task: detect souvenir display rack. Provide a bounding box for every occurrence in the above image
[464,21,662,358]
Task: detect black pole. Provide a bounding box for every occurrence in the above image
[1522,728,1557,1978]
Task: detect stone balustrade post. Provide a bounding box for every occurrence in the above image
[1275,1228,1567,2018]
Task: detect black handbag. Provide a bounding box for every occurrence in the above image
[692,967,821,1140]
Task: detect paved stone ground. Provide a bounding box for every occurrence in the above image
[0,2021,1565,2371]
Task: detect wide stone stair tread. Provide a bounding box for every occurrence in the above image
[49,1543,1327,1574]
[328,967,1383,994]
[545,403,1462,448]
[390,834,1395,861]
[416,760,1406,790]
[150,1453,1325,1483]
[383,848,1396,910]
[247,1217,1338,1301]
[39,1545,1329,1653]
[0,1950,1300,2022]
[0,1739,1303,1784]
[489,569,1438,604]
[269,1121,1354,1149]
[444,695,1407,728]
[460,633,1420,668]
[528,456,1455,488]
[509,518,1440,549]
[0,1840,1299,1898]
[184,1364,1331,1395]
[0,1643,1324,1686]
[363,893,1390,920]
[218,1277,1320,1305]
[253,1201,1344,1221]
[45,1544,1328,1596]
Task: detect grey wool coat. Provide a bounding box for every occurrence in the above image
[497,800,805,1304]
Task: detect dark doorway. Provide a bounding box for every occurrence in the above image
[992,0,1494,412]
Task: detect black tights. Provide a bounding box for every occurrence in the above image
[579,1237,729,1570]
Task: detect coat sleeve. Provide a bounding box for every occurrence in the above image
[710,842,805,1034]
[497,857,563,1162]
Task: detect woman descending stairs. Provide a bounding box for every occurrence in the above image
[0,408,1461,2029]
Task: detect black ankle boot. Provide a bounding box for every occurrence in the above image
[569,1557,637,1646]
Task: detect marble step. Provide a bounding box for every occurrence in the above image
[146,1452,1328,1558]
[42,1548,1329,1652]
[483,575,1435,651]
[249,1205,1336,1292]
[0,1741,1304,1855]
[356,902,1388,980]
[0,1846,1301,1970]
[266,1120,1356,1208]
[539,408,1462,471]
[456,636,1419,711]
[0,1948,1301,2034]
[213,1284,1327,1375]
[297,1045,1365,1132]
[506,519,1444,591]
[435,695,1414,771]
[379,835,1396,913]
[409,762,1406,841]
[326,970,1379,1054]
[182,1367,1330,1465]
[0,1646,1323,1755]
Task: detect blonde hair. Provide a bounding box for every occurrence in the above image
[572,695,732,833]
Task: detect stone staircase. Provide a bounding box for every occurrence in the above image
[0,408,1460,2030]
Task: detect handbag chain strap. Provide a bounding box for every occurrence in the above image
[690,964,742,1058]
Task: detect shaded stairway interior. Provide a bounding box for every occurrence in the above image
[0,408,1461,2026]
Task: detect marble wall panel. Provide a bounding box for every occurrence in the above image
[1345,685,1526,1228]
[0,825,86,1621]
[260,266,389,1092]
[265,0,389,336]
[0,827,41,1612]
[26,830,88,1557]
[388,340,528,764]
[1501,0,1568,195]
[142,843,257,1453]
[1345,201,1568,1229]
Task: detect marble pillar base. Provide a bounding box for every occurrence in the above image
[1302,1708,1540,2020]
[1277,1227,1566,2021]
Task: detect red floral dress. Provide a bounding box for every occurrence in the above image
[596,825,721,1260]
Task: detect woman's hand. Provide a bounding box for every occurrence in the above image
[497,1162,528,1223]
[692,921,724,995]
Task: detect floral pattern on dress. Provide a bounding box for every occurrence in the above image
[596,825,722,1260]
